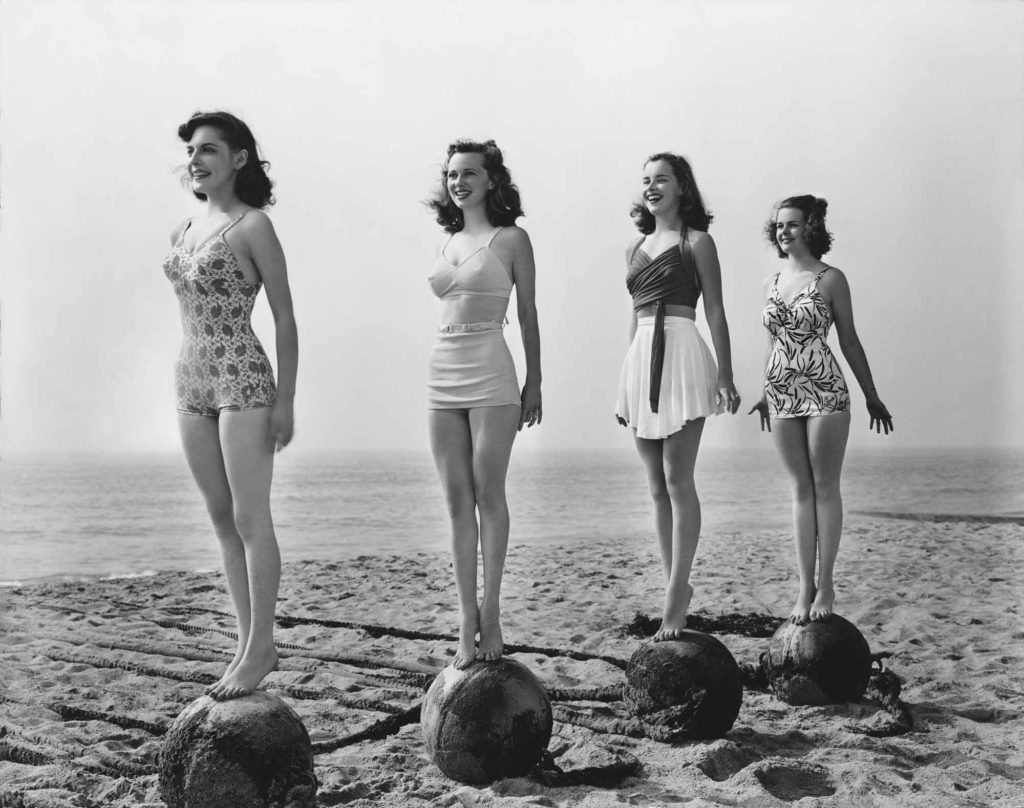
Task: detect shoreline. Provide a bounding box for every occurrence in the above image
[2,519,1023,807]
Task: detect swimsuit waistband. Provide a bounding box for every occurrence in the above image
[437,321,504,334]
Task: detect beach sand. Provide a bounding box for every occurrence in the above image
[2,516,1023,807]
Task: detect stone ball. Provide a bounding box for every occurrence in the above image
[421,658,553,785]
[766,614,872,705]
[623,631,743,739]
[159,692,317,808]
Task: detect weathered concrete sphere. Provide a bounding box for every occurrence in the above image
[624,631,743,739]
[766,614,872,705]
[421,658,553,784]
[159,692,317,808]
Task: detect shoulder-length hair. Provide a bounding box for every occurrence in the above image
[630,152,713,234]
[178,111,275,209]
[427,139,524,234]
[765,195,833,258]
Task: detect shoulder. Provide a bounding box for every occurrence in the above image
[687,229,718,262]
[818,265,848,290]
[761,272,778,296]
[169,217,191,245]
[234,207,274,235]
[625,235,644,260]
[494,225,531,249]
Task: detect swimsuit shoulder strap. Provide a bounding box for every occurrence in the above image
[679,226,700,290]
[628,236,646,264]
[176,218,194,246]
[485,226,504,248]
[220,209,250,238]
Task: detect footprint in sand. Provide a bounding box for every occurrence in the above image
[695,740,762,782]
[750,760,836,801]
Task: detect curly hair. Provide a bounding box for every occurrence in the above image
[765,195,833,258]
[427,139,524,233]
[178,111,275,209]
[630,152,713,234]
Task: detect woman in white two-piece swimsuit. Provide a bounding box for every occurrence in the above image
[426,139,542,670]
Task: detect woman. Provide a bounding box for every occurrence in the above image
[750,195,892,625]
[615,152,740,642]
[426,139,541,669]
[163,110,298,699]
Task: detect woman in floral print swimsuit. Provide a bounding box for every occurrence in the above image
[750,195,892,626]
[164,110,298,700]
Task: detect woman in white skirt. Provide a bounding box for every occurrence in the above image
[426,139,542,669]
[615,152,740,641]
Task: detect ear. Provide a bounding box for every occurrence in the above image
[233,149,249,170]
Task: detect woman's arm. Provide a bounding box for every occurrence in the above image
[692,231,740,413]
[749,274,775,431]
[822,268,893,434]
[508,227,542,430]
[239,210,299,449]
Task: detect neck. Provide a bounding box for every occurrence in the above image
[203,186,242,216]
[652,211,684,237]
[787,252,821,272]
[460,205,492,234]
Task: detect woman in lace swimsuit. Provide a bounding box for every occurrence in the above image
[164,111,298,699]
[615,153,741,641]
[750,195,892,625]
[426,140,542,669]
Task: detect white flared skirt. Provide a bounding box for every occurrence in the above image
[427,322,521,410]
[615,316,722,439]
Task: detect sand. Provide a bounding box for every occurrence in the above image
[2,516,1023,807]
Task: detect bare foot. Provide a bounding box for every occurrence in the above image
[654,583,693,642]
[453,611,479,670]
[809,586,835,621]
[206,646,246,695]
[476,600,503,662]
[789,584,815,625]
[208,644,279,701]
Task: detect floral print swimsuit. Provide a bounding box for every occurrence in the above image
[762,268,850,418]
[163,211,276,416]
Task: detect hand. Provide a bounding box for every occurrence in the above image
[715,378,742,415]
[748,398,771,432]
[866,393,893,435]
[615,415,629,428]
[268,400,294,452]
[519,383,542,431]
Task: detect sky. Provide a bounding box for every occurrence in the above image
[1,0,1021,456]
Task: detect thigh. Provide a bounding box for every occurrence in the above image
[633,433,666,490]
[806,412,851,487]
[178,413,233,513]
[468,405,520,490]
[219,409,275,515]
[662,418,705,487]
[429,409,475,497]
[771,417,814,487]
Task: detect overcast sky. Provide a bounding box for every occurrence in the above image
[1,0,1021,456]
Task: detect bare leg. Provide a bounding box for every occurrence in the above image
[771,418,817,625]
[178,414,249,688]
[807,412,850,621]
[208,408,279,700]
[634,419,705,641]
[469,405,520,661]
[429,410,479,669]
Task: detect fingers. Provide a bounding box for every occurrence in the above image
[519,408,542,429]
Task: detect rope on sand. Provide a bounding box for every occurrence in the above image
[310,703,423,754]
[624,611,786,639]
[551,704,698,743]
[546,686,624,703]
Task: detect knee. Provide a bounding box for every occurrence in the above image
[473,479,508,515]
[790,477,816,502]
[646,477,670,504]
[206,499,238,539]
[811,475,841,502]
[443,488,477,522]
[665,471,697,506]
[233,506,273,543]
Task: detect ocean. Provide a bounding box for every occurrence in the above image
[2,447,1021,585]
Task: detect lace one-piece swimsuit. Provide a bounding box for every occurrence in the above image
[163,211,276,416]
[762,268,850,418]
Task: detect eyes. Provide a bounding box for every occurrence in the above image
[448,169,479,181]
[186,144,218,157]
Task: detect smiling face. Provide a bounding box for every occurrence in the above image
[446,151,492,211]
[775,207,809,256]
[185,125,247,200]
[641,159,682,218]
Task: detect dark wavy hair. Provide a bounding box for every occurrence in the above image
[630,152,713,234]
[427,139,524,233]
[765,195,833,258]
[178,111,275,208]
